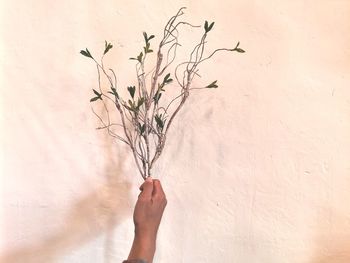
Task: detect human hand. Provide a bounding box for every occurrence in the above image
[127,177,167,263]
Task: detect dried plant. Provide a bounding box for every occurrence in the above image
[80,7,245,180]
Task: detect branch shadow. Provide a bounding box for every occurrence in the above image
[0,127,133,262]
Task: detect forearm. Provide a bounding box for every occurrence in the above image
[125,177,166,263]
[127,233,156,263]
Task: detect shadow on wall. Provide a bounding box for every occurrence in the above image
[0,118,133,263]
[309,211,350,263]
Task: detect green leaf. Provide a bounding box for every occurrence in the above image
[208,22,215,31]
[143,32,155,43]
[130,51,144,62]
[137,52,143,63]
[235,48,245,53]
[128,99,134,108]
[144,42,153,54]
[155,114,164,130]
[80,50,89,57]
[93,89,101,96]
[143,32,148,43]
[104,41,113,55]
[127,86,136,99]
[138,123,146,135]
[153,92,162,104]
[137,97,145,109]
[107,87,119,99]
[80,48,93,58]
[204,21,214,33]
[233,42,245,53]
[90,97,100,102]
[163,73,173,84]
[206,80,218,88]
[204,21,209,32]
[164,73,170,81]
[91,89,102,102]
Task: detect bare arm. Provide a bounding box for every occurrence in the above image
[124,177,167,263]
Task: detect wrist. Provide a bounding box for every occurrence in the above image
[134,225,158,241]
[128,233,156,263]
[134,231,156,250]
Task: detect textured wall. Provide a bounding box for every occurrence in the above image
[1,1,350,262]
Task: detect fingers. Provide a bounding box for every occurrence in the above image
[139,177,153,200]
[152,179,166,202]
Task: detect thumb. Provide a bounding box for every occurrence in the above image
[139,177,153,200]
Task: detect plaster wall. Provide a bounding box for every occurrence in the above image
[1,1,350,262]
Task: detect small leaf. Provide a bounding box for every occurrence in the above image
[155,114,164,130]
[204,21,214,33]
[128,99,134,108]
[104,40,113,55]
[153,92,162,104]
[80,50,89,57]
[235,48,245,53]
[137,97,145,109]
[163,73,173,84]
[90,97,100,102]
[164,73,170,81]
[138,123,146,135]
[107,87,119,99]
[137,52,143,63]
[233,42,245,52]
[144,42,153,54]
[93,89,102,97]
[143,32,148,43]
[206,80,218,88]
[127,86,136,99]
[144,42,151,54]
[80,48,93,58]
[143,32,155,43]
[208,22,215,31]
[91,89,102,102]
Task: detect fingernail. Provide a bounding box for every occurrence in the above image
[146,176,152,182]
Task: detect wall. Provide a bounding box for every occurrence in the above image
[1,0,350,262]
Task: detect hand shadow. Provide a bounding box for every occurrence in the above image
[0,123,134,263]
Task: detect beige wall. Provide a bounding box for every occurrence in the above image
[1,0,350,262]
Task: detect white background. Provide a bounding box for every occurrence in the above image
[1,1,350,262]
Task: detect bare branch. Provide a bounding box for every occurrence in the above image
[82,7,244,180]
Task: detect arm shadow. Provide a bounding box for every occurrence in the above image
[0,124,134,263]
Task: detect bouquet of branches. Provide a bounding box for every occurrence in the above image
[80,7,245,180]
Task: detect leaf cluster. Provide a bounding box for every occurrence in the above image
[129,32,155,62]
[204,20,215,33]
[79,7,246,179]
[90,89,102,102]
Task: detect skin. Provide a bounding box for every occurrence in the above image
[127,177,167,263]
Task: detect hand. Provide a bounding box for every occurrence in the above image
[127,177,167,263]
